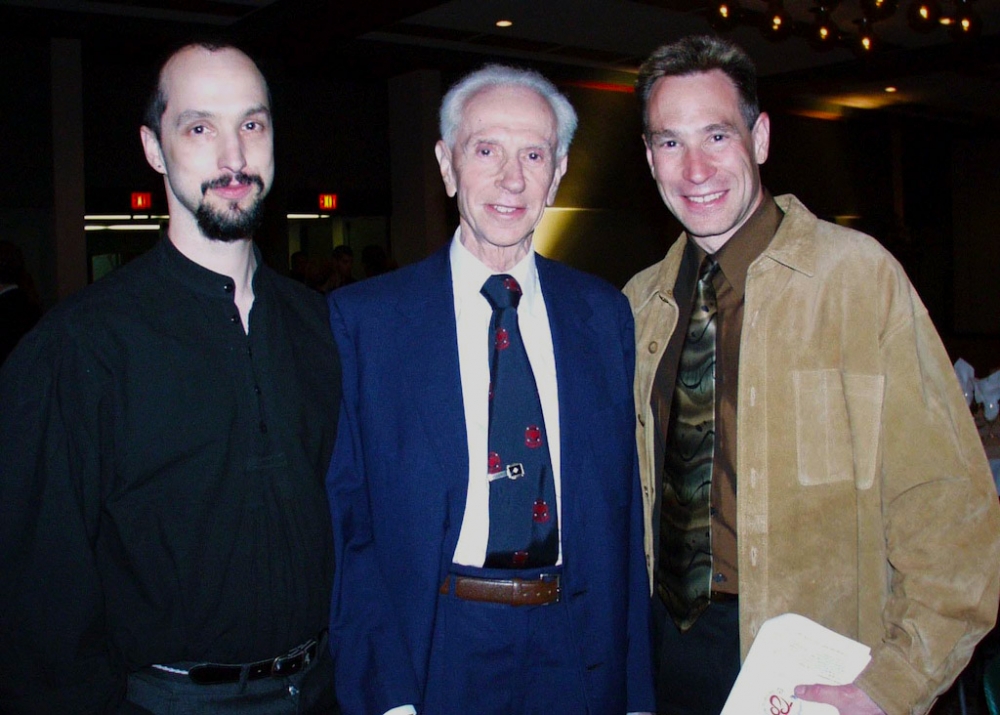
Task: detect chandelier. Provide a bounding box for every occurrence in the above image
[708,0,983,54]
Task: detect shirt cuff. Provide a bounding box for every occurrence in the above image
[382,706,417,715]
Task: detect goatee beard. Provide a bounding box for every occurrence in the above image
[196,199,265,242]
[196,172,266,242]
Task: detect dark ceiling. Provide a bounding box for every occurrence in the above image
[1,0,998,121]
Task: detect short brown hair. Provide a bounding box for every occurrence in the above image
[636,35,760,136]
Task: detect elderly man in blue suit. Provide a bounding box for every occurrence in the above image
[325,64,655,715]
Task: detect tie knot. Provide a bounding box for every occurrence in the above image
[699,257,720,283]
[481,274,523,310]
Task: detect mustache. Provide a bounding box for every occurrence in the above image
[201,172,264,196]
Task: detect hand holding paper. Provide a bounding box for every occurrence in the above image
[720,613,872,715]
[794,683,886,715]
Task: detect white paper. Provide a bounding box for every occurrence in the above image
[720,613,872,715]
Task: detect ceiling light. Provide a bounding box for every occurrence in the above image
[810,4,840,48]
[762,0,793,40]
[853,15,879,54]
[495,19,513,28]
[861,0,898,20]
[948,0,982,40]
[885,86,898,92]
[709,0,741,30]
[907,0,942,30]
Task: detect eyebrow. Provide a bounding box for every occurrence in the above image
[649,122,740,139]
[465,134,554,153]
[242,104,271,120]
[174,109,213,128]
[173,104,271,128]
[703,122,740,134]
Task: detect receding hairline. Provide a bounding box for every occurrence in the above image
[457,83,560,142]
[159,44,266,91]
[438,63,578,159]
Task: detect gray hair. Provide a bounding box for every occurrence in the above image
[439,64,578,159]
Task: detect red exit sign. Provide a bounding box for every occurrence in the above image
[319,193,338,211]
[131,192,152,210]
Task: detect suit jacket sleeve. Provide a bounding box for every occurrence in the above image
[326,294,422,715]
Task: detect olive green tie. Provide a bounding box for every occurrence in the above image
[659,256,719,631]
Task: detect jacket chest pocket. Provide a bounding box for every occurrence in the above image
[792,369,884,489]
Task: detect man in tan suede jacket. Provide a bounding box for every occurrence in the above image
[624,35,1000,715]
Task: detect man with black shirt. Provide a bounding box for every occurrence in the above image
[0,42,341,713]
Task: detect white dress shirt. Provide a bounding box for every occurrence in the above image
[449,232,562,566]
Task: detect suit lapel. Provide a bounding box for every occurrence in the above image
[537,257,603,557]
[394,248,470,553]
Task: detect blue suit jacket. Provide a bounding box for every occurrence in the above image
[326,245,654,714]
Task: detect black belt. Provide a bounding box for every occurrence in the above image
[155,633,323,685]
[710,590,739,604]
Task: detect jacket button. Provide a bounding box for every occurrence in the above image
[647,341,658,353]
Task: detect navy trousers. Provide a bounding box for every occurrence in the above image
[423,565,588,715]
[653,596,741,715]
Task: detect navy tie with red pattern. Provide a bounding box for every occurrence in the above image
[481,274,558,568]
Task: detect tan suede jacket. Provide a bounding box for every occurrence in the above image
[624,194,1000,715]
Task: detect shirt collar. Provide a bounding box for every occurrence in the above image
[450,228,541,314]
[157,236,263,299]
[709,189,783,299]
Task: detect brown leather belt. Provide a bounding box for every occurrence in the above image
[439,574,560,606]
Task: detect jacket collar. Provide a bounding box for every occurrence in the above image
[634,192,818,310]
[759,194,817,278]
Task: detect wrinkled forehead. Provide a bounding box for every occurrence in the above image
[458,84,558,146]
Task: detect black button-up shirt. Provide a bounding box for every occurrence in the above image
[0,237,341,712]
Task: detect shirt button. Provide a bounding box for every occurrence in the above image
[223,283,234,293]
[230,314,240,325]
[647,341,658,353]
